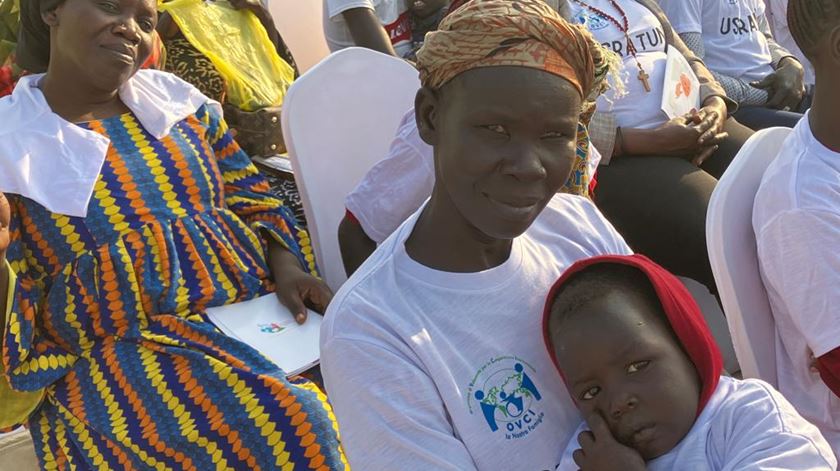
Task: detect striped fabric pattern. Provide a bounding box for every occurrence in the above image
[1,104,347,470]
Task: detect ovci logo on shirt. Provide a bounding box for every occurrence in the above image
[467,356,546,440]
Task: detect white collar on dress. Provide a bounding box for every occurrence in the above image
[0,69,221,218]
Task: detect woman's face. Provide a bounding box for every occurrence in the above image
[416,66,582,241]
[47,0,157,90]
[550,290,701,461]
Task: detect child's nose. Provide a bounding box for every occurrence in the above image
[608,391,638,419]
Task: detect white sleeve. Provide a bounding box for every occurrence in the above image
[756,209,840,357]
[321,336,478,470]
[325,0,375,20]
[345,112,435,243]
[657,0,704,34]
[715,381,837,470]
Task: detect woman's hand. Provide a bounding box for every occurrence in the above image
[267,240,333,324]
[0,192,10,266]
[572,413,646,471]
[686,96,729,166]
[751,57,806,111]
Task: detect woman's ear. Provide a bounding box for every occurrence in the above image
[830,24,840,65]
[41,6,61,27]
[415,86,441,146]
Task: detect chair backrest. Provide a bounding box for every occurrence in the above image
[707,126,793,386]
[282,47,420,292]
[269,0,330,74]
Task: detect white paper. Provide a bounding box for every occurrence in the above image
[206,294,321,377]
[661,47,701,120]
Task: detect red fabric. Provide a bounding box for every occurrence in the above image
[542,254,723,416]
[0,66,15,98]
[817,347,840,399]
[344,209,360,226]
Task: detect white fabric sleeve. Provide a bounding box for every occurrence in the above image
[657,0,704,34]
[321,337,478,470]
[325,0,375,20]
[716,381,837,470]
[345,113,435,243]
[756,209,840,357]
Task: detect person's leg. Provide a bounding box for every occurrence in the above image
[733,106,804,130]
[699,117,755,179]
[594,156,719,293]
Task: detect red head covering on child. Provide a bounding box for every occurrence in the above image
[542,254,724,415]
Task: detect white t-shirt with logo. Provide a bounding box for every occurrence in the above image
[753,113,840,457]
[659,0,774,82]
[321,194,632,470]
[569,0,669,129]
[323,0,413,57]
[556,377,837,470]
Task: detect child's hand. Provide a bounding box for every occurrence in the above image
[572,413,646,471]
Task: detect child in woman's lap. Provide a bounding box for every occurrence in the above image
[543,255,836,470]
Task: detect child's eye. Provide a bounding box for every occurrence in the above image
[481,124,508,136]
[580,386,600,401]
[627,361,650,374]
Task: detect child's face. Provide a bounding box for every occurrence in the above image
[549,290,701,460]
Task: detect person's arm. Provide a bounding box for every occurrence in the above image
[342,7,398,56]
[816,347,840,398]
[200,104,330,320]
[757,209,840,394]
[321,334,478,469]
[679,31,769,106]
[749,9,805,110]
[338,212,376,276]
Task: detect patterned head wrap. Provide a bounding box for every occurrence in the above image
[416,0,620,196]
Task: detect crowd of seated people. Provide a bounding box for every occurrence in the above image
[0,0,837,469]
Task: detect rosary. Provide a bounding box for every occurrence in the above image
[572,0,652,92]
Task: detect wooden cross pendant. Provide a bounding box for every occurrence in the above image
[637,67,651,93]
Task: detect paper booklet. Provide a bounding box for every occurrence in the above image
[661,47,701,120]
[206,294,321,377]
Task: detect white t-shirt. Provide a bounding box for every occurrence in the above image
[346,108,604,243]
[321,194,632,470]
[753,113,840,457]
[556,377,837,470]
[764,0,815,85]
[659,0,774,83]
[569,0,669,129]
[323,0,413,58]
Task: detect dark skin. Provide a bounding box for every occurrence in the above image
[549,290,701,469]
[405,66,582,272]
[342,7,397,56]
[804,23,840,153]
[338,215,375,276]
[618,96,729,166]
[750,56,806,111]
[0,0,328,327]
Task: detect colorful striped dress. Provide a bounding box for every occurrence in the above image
[0,104,348,470]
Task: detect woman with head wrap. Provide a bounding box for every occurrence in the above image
[544,255,836,470]
[320,1,631,469]
[0,0,346,468]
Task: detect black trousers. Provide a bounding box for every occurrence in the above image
[594,118,755,293]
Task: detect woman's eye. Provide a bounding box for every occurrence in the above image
[541,131,567,139]
[580,386,600,401]
[139,19,155,32]
[627,361,650,374]
[481,124,508,136]
[99,2,118,12]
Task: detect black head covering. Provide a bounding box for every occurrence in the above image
[16,0,64,73]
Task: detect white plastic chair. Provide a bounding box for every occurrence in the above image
[282,47,420,292]
[0,429,38,471]
[268,0,330,73]
[707,127,793,386]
